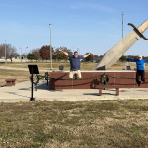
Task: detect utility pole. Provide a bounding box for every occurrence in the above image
[77,48,80,54]
[122,12,124,38]
[5,40,7,65]
[25,47,28,61]
[49,24,52,70]
[19,47,22,62]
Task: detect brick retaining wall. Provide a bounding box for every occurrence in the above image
[49,71,148,90]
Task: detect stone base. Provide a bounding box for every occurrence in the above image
[49,71,148,90]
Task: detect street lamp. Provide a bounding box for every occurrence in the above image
[73,46,74,53]
[122,12,124,38]
[77,48,80,55]
[25,47,28,61]
[122,12,126,65]
[49,24,52,70]
[5,40,7,65]
[19,47,22,62]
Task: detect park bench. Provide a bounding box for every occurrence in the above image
[5,78,16,86]
[95,85,139,96]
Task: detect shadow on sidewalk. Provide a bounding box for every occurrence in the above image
[5,92,30,98]
[18,81,63,92]
[83,93,115,96]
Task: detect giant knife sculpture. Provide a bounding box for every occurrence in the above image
[93,19,148,70]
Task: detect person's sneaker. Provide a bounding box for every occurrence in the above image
[143,80,146,83]
[138,81,141,86]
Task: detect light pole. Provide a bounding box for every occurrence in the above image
[77,48,80,54]
[25,47,28,61]
[122,12,124,38]
[5,40,7,65]
[19,47,22,62]
[49,24,52,70]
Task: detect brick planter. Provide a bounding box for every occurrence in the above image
[49,71,148,90]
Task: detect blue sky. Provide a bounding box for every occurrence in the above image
[0,0,148,56]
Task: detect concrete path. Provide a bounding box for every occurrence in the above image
[0,80,148,102]
[0,67,50,72]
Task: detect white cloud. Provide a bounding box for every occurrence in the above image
[70,2,115,12]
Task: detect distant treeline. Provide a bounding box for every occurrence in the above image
[119,55,148,61]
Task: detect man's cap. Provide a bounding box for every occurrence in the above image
[138,55,142,59]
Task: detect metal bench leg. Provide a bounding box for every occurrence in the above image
[99,89,102,96]
[116,88,119,96]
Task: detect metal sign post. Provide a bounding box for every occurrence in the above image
[28,65,39,101]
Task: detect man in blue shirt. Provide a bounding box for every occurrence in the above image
[58,49,90,78]
[127,55,148,86]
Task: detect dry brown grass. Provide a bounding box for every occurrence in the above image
[0,100,148,147]
[0,61,97,71]
[0,62,97,87]
[1,62,148,147]
[0,69,45,87]
[1,61,148,87]
[1,61,148,71]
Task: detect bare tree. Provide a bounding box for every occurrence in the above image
[0,43,18,59]
[31,48,40,60]
[31,48,40,54]
[0,44,5,58]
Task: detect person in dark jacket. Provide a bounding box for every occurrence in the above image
[127,55,148,86]
[58,49,90,78]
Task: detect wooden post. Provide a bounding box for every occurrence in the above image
[99,89,102,96]
[116,88,119,96]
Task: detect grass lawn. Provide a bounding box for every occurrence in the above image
[0,62,97,87]
[0,69,45,87]
[0,100,148,147]
[0,61,99,87]
[1,62,148,147]
[0,61,97,71]
[1,61,148,87]
[1,61,148,71]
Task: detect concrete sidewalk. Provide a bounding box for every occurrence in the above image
[0,66,50,72]
[0,80,148,102]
